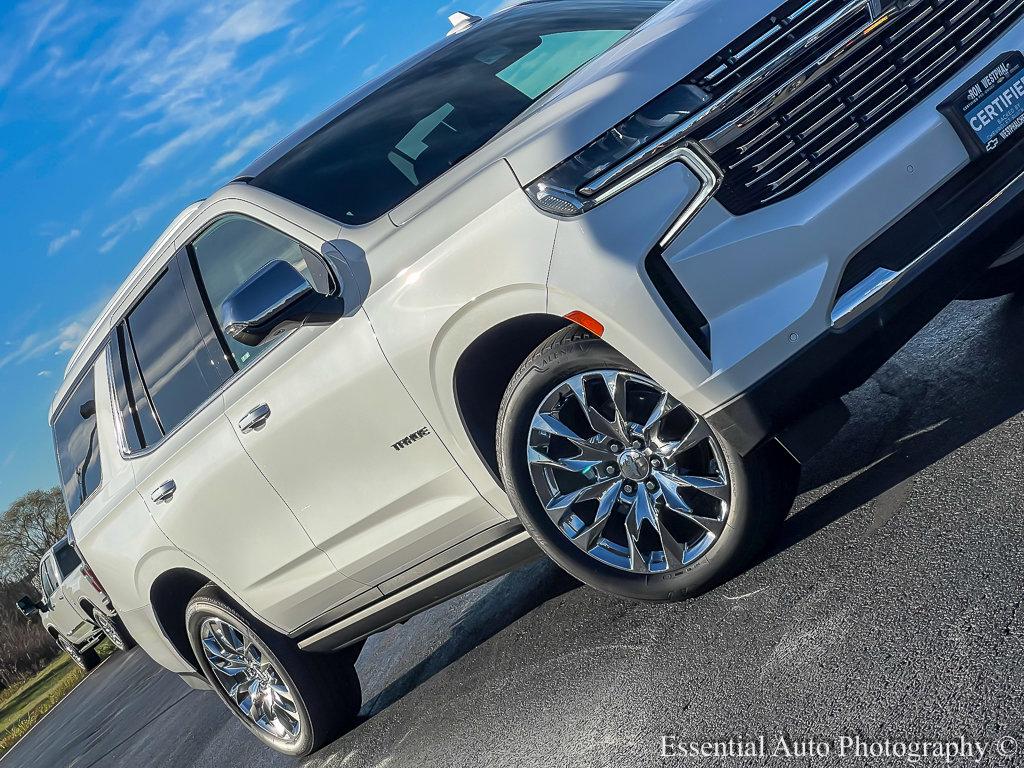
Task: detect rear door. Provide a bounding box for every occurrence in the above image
[50,542,94,643]
[110,250,367,631]
[180,207,500,587]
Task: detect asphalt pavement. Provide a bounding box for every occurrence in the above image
[5,293,1024,768]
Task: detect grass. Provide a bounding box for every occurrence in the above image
[0,640,115,756]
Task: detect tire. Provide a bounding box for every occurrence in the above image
[59,635,100,672]
[185,585,361,757]
[92,608,136,652]
[497,326,798,603]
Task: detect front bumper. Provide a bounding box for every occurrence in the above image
[709,142,1024,453]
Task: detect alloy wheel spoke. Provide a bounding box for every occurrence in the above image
[527,445,607,476]
[642,391,678,439]
[657,418,712,459]
[676,473,730,502]
[566,480,622,551]
[544,477,619,521]
[624,486,659,571]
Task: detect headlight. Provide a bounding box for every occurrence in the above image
[525,82,713,217]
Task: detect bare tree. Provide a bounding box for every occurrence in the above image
[0,488,68,582]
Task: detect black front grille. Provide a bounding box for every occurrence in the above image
[688,0,1024,215]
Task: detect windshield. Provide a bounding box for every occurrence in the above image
[251,1,667,225]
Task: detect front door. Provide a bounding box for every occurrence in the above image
[183,211,500,587]
[112,252,366,631]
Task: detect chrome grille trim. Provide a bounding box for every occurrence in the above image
[707,0,1024,213]
[582,0,1024,218]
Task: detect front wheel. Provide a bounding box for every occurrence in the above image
[59,635,100,672]
[497,327,798,602]
[186,586,362,757]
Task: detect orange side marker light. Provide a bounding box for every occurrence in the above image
[565,310,605,337]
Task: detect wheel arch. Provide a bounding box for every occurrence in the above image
[149,568,213,673]
[452,313,573,485]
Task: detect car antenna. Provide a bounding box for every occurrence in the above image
[447,11,482,36]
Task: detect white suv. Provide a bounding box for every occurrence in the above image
[17,538,134,670]
[58,0,1024,755]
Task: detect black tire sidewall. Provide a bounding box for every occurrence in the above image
[497,331,763,602]
[186,590,318,757]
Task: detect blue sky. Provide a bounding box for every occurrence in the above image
[0,0,507,508]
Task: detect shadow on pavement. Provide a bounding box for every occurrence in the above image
[765,293,1024,563]
[363,558,579,717]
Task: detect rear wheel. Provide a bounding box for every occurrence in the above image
[59,635,100,672]
[497,327,798,602]
[186,585,361,757]
[92,608,135,652]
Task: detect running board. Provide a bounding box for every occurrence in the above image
[298,531,540,653]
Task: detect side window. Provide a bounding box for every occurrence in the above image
[125,259,219,434]
[109,326,162,453]
[53,542,82,581]
[52,365,102,516]
[189,215,313,371]
[39,560,53,599]
[41,557,59,597]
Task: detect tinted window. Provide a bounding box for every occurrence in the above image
[53,366,102,516]
[109,326,162,453]
[39,560,54,599]
[190,215,312,371]
[53,541,81,581]
[251,1,664,224]
[127,260,217,433]
[42,556,61,597]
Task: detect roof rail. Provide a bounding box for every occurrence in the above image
[63,200,206,378]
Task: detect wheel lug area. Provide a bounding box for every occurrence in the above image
[646,480,657,491]
[606,464,618,476]
[631,440,643,450]
[609,442,621,454]
[623,483,635,495]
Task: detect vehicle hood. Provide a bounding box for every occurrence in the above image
[499,0,780,185]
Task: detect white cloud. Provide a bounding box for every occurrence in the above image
[36,371,52,378]
[210,2,294,45]
[99,200,164,254]
[0,0,70,89]
[0,295,109,372]
[47,228,81,256]
[342,23,366,48]
[212,123,281,174]
[362,57,387,79]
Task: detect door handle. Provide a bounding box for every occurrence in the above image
[238,403,272,433]
[151,480,177,504]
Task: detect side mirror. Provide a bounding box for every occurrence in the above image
[221,261,314,347]
[16,596,41,618]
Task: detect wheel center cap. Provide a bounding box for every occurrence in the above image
[618,449,650,482]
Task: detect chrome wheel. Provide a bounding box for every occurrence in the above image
[59,637,84,669]
[527,370,731,575]
[94,611,124,651]
[199,617,301,742]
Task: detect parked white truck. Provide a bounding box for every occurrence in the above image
[16,537,134,671]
